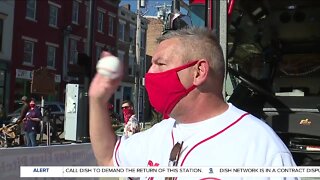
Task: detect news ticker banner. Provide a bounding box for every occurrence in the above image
[20,166,320,178]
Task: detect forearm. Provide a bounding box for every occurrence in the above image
[31,117,41,121]
[89,98,116,166]
[88,51,122,166]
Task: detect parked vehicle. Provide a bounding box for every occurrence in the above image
[1,101,65,147]
[6,101,64,124]
[226,0,320,165]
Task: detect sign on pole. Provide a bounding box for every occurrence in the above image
[31,67,55,95]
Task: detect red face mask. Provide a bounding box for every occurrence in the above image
[145,61,198,116]
[123,108,134,124]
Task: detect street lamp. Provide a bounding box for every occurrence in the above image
[135,0,142,122]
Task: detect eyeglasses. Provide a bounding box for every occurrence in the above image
[166,141,183,180]
[121,106,130,109]
[169,141,183,166]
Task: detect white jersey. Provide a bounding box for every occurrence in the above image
[113,103,298,180]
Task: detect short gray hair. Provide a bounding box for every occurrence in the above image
[157,27,225,78]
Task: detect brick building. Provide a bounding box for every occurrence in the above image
[0,1,14,114]
[114,4,148,120]
[144,17,164,121]
[146,17,164,57]
[8,0,119,111]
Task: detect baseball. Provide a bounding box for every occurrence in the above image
[96,56,122,79]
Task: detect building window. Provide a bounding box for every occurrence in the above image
[117,51,125,62]
[118,21,125,41]
[72,0,79,24]
[49,4,58,27]
[0,19,3,52]
[85,5,89,27]
[69,39,78,64]
[83,42,88,55]
[96,46,103,61]
[108,16,114,36]
[129,25,136,43]
[47,45,56,68]
[23,40,34,65]
[141,56,146,74]
[26,0,36,20]
[128,55,135,76]
[123,86,133,104]
[97,11,104,32]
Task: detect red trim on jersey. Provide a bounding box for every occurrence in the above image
[171,129,175,146]
[176,112,249,166]
[114,137,122,166]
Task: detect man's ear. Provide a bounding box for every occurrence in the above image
[193,59,209,86]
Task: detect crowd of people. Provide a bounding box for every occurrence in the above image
[1,94,139,148]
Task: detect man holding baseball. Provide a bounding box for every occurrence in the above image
[89,27,298,179]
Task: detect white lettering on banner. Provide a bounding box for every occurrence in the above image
[16,69,32,80]
[16,69,61,82]
[0,144,96,179]
[20,166,320,178]
[33,168,49,172]
[55,75,61,83]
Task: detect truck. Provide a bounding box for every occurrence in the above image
[168,0,320,165]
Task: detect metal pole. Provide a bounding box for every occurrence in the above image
[172,0,180,12]
[135,0,141,122]
[86,0,94,66]
[62,26,72,81]
[218,0,228,99]
[82,0,95,141]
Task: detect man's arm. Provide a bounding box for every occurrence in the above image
[17,105,29,123]
[89,52,122,166]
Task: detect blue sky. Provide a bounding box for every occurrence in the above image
[119,0,185,16]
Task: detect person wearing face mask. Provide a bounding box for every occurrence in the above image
[89,27,298,179]
[121,100,140,138]
[23,99,42,147]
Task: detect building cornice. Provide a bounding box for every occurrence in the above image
[103,0,120,7]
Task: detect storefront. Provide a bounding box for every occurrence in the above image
[0,69,6,105]
[0,61,9,115]
[113,83,134,120]
[13,68,62,110]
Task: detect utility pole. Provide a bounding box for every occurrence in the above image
[86,0,94,68]
[82,0,95,141]
[135,0,141,122]
[156,3,172,21]
[172,0,180,12]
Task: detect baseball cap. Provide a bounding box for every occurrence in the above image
[21,96,28,101]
